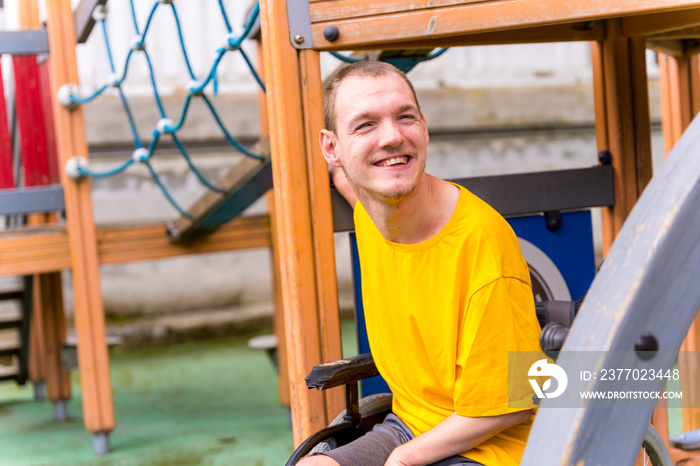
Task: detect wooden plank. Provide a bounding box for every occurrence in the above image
[97,217,272,264]
[44,0,114,435]
[299,49,345,423]
[345,21,605,51]
[622,7,700,36]
[38,272,71,402]
[305,0,700,50]
[592,19,653,256]
[254,36,291,409]
[260,0,334,445]
[167,138,272,241]
[648,39,688,57]
[657,51,700,433]
[309,0,483,23]
[0,216,272,277]
[650,25,700,39]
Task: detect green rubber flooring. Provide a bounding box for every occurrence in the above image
[0,319,358,466]
[0,317,686,465]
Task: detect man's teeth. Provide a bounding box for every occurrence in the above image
[380,156,408,167]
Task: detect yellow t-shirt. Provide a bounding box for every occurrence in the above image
[354,185,542,465]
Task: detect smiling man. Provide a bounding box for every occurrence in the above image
[299,61,541,466]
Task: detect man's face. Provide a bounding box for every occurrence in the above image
[320,73,429,204]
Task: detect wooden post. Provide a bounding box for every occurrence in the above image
[591,19,654,254]
[43,0,114,448]
[591,18,665,453]
[16,0,71,415]
[259,0,344,445]
[658,51,700,432]
[255,36,290,408]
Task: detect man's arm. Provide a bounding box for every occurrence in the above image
[330,166,358,208]
[385,409,533,466]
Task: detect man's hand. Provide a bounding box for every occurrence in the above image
[383,409,533,466]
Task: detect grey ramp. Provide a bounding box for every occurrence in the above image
[522,113,700,464]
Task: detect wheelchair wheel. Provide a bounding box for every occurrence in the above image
[310,392,393,454]
[642,423,672,466]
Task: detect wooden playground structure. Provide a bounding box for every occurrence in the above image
[2,0,700,462]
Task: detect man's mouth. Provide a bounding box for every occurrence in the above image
[375,156,409,167]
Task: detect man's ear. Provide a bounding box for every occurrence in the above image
[319,129,342,167]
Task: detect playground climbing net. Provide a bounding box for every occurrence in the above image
[60,0,265,220]
[59,0,449,220]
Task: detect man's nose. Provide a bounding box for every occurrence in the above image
[378,121,405,148]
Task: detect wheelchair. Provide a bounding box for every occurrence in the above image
[286,297,672,465]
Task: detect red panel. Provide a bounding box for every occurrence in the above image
[0,60,15,189]
[13,55,50,187]
[38,59,59,184]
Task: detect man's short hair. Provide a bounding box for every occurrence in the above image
[323,60,420,134]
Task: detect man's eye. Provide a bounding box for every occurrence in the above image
[355,122,371,131]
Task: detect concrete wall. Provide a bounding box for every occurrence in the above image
[2,2,670,327]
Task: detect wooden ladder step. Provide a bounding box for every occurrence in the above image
[0,337,20,357]
[0,363,18,382]
[0,313,22,330]
[167,137,272,241]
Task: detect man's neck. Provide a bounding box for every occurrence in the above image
[360,174,460,244]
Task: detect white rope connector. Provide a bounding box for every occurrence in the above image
[57,83,79,110]
[131,35,145,51]
[186,80,203,95]
[107,72,121,88]
[131,148,150,163]
[156,118,174,134]
[223,33,237,51]
[65,156,89,181]
[92,4,108,22]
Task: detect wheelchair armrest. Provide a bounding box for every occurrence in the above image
[305,353,380,390]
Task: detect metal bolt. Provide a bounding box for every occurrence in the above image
[598,150,612,165]
[323,26,340,42]
[293,34,305,44]
[634,333,658,360]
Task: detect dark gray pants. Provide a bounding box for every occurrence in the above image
[312,413,482,466]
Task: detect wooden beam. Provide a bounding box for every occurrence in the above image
[647,39,688,57]
[621,7,700,37]
[303,0,700,50]
[45,0,112,438]
[591,19,654,255]
[324,21,605,51]
[649,26,700,40]
[658,51,700,433]
[260,0,345,445]
[17,0,72,413]
[0,216,272,277]
[254,35,291,409]
[299,49,345,423]
[97,216,272,264]
[591,18,666,450]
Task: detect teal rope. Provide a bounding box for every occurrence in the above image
[77,159,134,178]
[62,1,266,218]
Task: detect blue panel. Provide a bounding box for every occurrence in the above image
[507,211,595,301]
[350,211,596,398]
